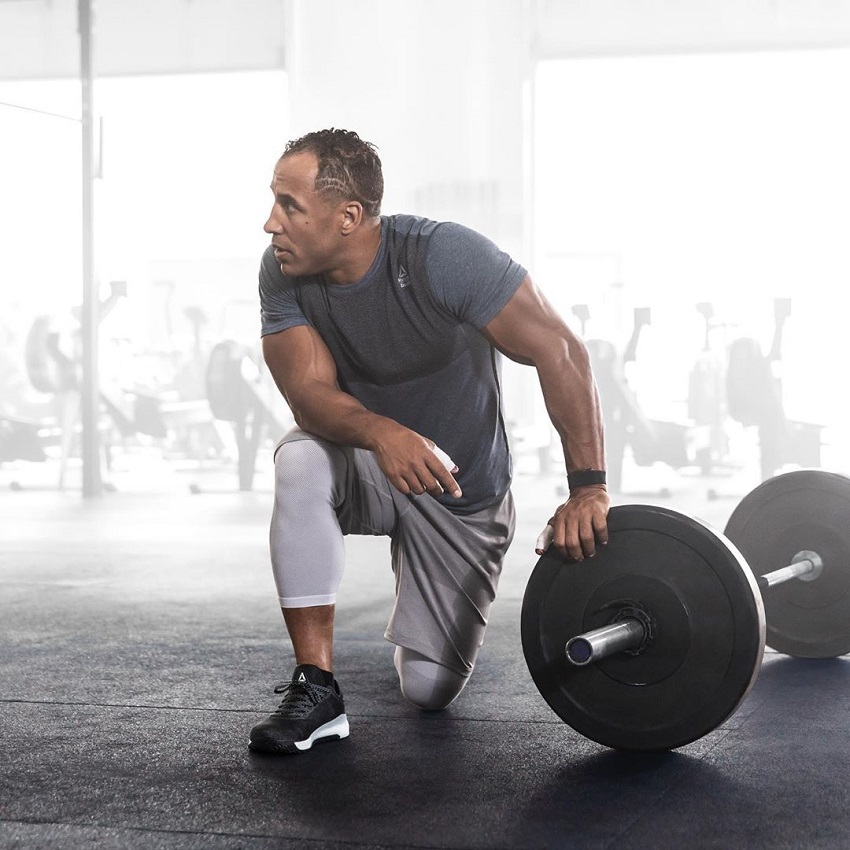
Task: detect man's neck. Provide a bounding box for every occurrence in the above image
[325,217,383,285]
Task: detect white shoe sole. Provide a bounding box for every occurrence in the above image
[294,713,350,751]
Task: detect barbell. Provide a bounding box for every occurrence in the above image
[521,468,850,752]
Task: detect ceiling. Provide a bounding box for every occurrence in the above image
[0,0,848,82]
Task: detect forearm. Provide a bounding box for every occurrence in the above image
[536,339,606,474]
[262,329,402,451]
[286,379,462,499]
[287,380,400,451]
[262,327,460,498]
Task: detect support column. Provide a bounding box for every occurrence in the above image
[79,0,101,497]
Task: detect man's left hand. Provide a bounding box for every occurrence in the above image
[535,486,610,561]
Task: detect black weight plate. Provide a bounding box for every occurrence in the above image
[724,469,850,658]
[521,504,765,752]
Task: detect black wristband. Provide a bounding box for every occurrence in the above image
[567,469,607,491]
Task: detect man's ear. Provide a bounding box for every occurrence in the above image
[341,201,364,235]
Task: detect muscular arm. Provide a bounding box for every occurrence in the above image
[482,275,609,559]
[262,325,461,498]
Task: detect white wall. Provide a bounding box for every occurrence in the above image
[282,0,532,258]
[533,0,850,57]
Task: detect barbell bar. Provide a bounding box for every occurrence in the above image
[564,548,824,667]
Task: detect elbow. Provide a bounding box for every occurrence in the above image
[290,405,310,433]
[289,398,326,437]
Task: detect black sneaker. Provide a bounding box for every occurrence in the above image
[248,664,349,754]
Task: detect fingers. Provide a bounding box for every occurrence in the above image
[540,491,610,562]
[555,519,591,562]
[428,444,462,498]
[403,473,446,498]
[409,464,461,498]
[593,511,609,548]
[394,444,462,499]
[535,524,554,555]
[431,445,457,473]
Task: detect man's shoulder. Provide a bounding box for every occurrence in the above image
[385,213,439,240]
[386,213,478,241]
[385,215,490,268]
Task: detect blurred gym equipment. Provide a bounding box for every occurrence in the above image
[687,302,731,475]
[17,281,222,490]
[193,339,290,493]
[22,282,130,489]
[725,297,823,482]
[577,305,690,494]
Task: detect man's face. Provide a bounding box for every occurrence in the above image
[264,151,344,277]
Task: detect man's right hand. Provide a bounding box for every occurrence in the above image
[371,424,462,500]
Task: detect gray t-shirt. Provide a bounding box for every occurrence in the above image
[259,214,527,514]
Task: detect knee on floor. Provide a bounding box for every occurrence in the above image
[393,647,469,711]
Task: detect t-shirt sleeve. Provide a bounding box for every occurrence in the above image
[258,245,311,337]
[424,222,527,329]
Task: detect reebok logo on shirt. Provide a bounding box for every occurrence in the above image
[397,265,411,288]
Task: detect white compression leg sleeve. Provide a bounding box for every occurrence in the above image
[270,438,346,608]
[393,646,470,711]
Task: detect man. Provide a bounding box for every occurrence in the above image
[249,128,609,755]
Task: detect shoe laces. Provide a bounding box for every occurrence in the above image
[271,679,333,719]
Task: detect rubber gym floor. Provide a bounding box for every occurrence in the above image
[2,456,849,850]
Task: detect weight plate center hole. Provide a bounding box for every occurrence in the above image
[794,550,824,583]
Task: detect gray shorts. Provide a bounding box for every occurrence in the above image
[276,429,516,677]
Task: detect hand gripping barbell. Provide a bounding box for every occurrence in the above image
[521,469,850,752]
